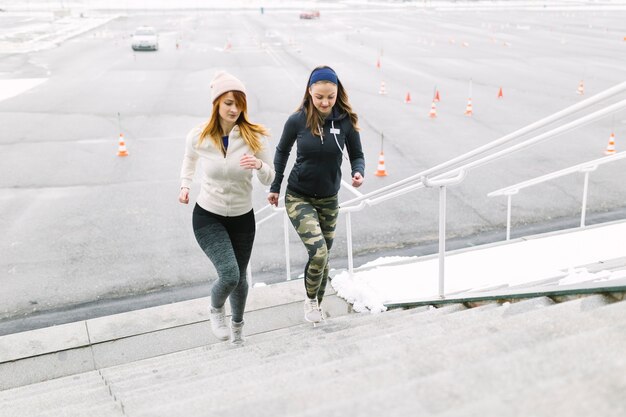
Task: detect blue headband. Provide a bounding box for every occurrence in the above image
[309,68,338,86]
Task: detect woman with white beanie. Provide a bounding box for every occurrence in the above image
[178,71,275,345]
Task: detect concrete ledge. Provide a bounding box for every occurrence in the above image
[0,348,96,391]
[0,321,90,364]
[0,280,352,390]
[86,278,308,343]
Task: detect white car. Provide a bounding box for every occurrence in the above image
[131,26,159,51]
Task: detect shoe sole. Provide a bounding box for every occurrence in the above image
[211,327,230,341]
[304,314,322,323]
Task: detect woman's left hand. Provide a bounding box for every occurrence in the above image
[352,172,364,188]
[240,154,261,170]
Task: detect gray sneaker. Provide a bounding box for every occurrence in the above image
[209,306,229,341]
[230,320,245,345]
[303,298,322,323]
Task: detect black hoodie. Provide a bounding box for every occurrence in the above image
[270,108,365,198]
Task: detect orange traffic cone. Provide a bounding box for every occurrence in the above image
[376,57,381,69]
[404,91,411,104]
[374,151,388,176]
[497,87,503,98]
[117,133,129,157]
[464,98,473,116]
[434,89,440,102]
[605,133,616,155]
[577,80,584,95]
[429,101,437,118]
[379,81,387,95]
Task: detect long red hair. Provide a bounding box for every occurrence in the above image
[198,91,269,154]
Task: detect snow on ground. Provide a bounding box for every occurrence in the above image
[0,78,47,102]
[331,221,626,313]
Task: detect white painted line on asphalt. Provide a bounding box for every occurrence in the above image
[241,18,300,88]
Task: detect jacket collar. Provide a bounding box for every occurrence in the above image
[227,124,241,138]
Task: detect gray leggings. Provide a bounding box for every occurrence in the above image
[192,204,255,323]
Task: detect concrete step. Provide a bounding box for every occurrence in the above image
[0,305,432,414]
[98,304,450,383]
[299,322,626,417]
[110,297,553,392]
[433,363,626,417]
[100,304,462,391]
[0,371,123,417]
[0,371,103,403]
[103,303,513,401]
[100,300,544,412]
[3,296,623,417]
[38,402,123,417]
[0,280,353,390]
[6,398,123,417]
[302,297,626,417]
[120,297,625,416]
[401,324,626,416]
[183,302,626,417]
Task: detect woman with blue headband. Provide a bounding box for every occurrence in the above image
[268,65,365,324]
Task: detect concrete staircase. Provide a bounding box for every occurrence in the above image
[1,292,625,417]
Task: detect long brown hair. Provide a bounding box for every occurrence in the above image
[198,91,269,154]
[298,65,360,137]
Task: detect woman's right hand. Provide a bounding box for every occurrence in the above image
[179,187,190,204]
[267,192,279,207]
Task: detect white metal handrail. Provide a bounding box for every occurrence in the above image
[252,80,626,298]
[488,151,626,240]
[341,81,626,209]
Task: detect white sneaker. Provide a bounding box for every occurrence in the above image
[230,320,245,345]
[209,306,229,340]
[303,298,322,323]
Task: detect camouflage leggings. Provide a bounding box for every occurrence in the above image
[285,190,339,304]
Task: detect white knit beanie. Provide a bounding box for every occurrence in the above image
[210,71,246,103]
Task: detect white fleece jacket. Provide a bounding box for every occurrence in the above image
[180,124,275,217]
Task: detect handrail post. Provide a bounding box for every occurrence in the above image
[438,185,447,298]
[283,211,291,280]
[346,211,354,275]
[581,171,590,227]
[498,189,518,241]
[422,171,467,299]
[579,166,596,227]
[506,194,513,241]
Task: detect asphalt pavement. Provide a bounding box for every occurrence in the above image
[1,3,625,325]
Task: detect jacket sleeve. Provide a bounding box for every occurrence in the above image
[270,114,298,193]
[345,122,365,177]
[255,136,276,186]
[180,127,200,189]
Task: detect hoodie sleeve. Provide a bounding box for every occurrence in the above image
[180,127,200,189]
[270,113,299,194]
[255,136,276,186]
[345,122,365,177]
